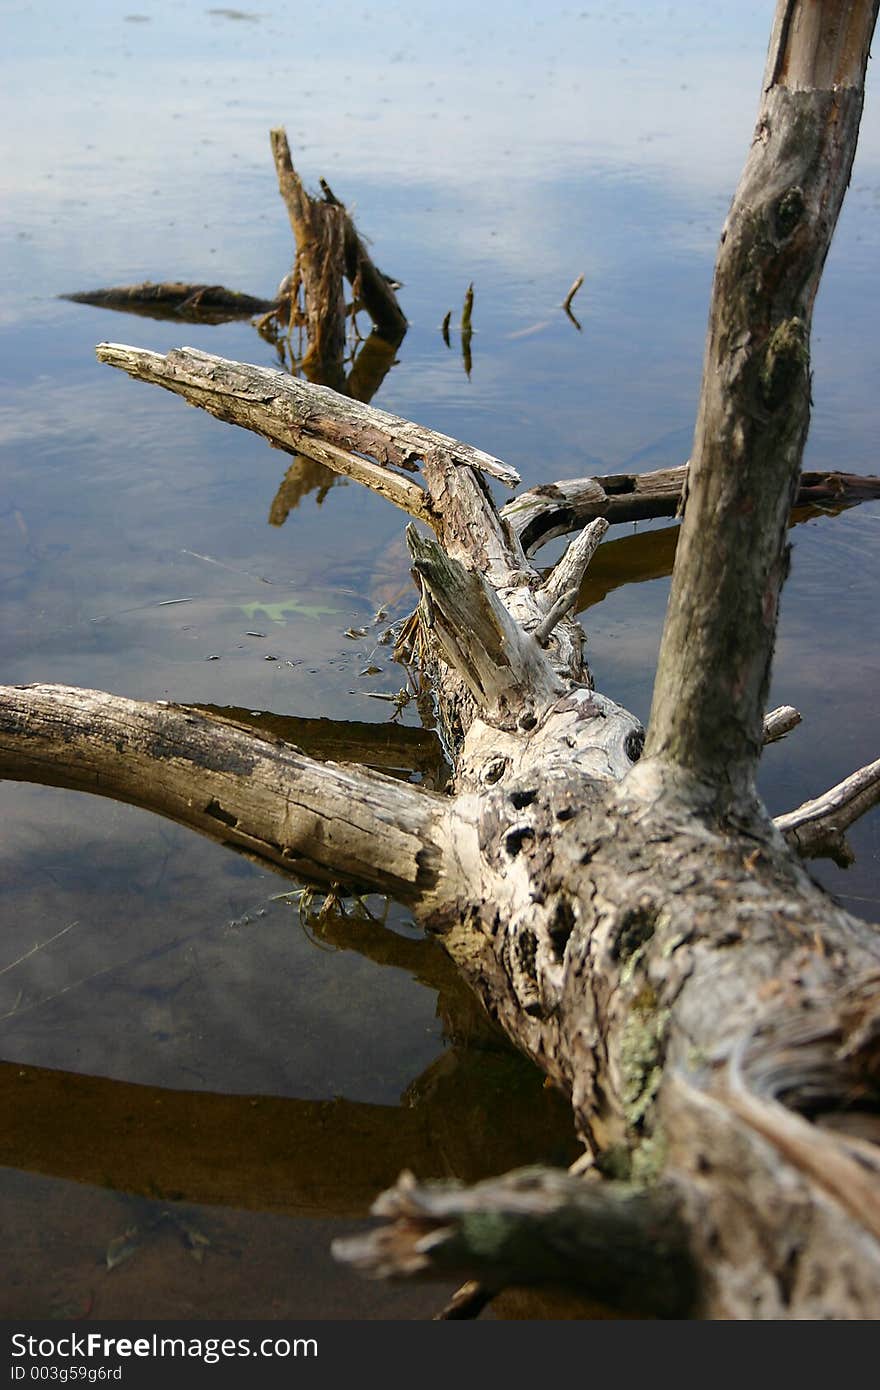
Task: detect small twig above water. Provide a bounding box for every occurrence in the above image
[562,273,585,313]
[562,273,585,330]
[461,282,474,334]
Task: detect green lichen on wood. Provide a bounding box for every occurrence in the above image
[760,316,809,409]
[620,1003,670,1129]
[774,185,805,239]
[630,1128,668,1186]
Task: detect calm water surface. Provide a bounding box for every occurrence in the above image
[1,1,878,1318]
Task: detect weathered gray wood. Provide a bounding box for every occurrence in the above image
[504,468,685,553]
[776,755,880,865]
[407,528,563,725]
[645,0,880,809]
[538,518,608,613]
[763,703,802,743]
[0,683,449,906]
[96,342,519,489]
[331,0,880,1318]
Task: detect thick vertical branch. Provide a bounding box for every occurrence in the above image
[270,128,347,385]
[645,0,878,809]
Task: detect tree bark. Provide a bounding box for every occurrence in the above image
[644,0,879,810]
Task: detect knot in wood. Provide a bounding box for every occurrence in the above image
[504,822,536,858]
[481,756,508,785]
[774,185,805,240]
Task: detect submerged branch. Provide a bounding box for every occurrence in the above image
[62,282,277,324]
[2,1051,575,1220]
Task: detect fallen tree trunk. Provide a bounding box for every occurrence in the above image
[3,0,880,1319]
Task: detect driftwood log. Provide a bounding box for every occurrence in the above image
[504,465,880,554]
[3,0,880,1318]
[62,282,278,324]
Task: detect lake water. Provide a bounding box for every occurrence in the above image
[1,0,878,1320]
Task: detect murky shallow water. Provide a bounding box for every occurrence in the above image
[1,1,878,1319]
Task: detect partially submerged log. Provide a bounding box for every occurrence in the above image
[64,129,408,412]
[62,281,278,324]
[4,0,880,1320]
[505,465,880,555]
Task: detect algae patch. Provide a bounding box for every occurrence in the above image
[239,596,341,625]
